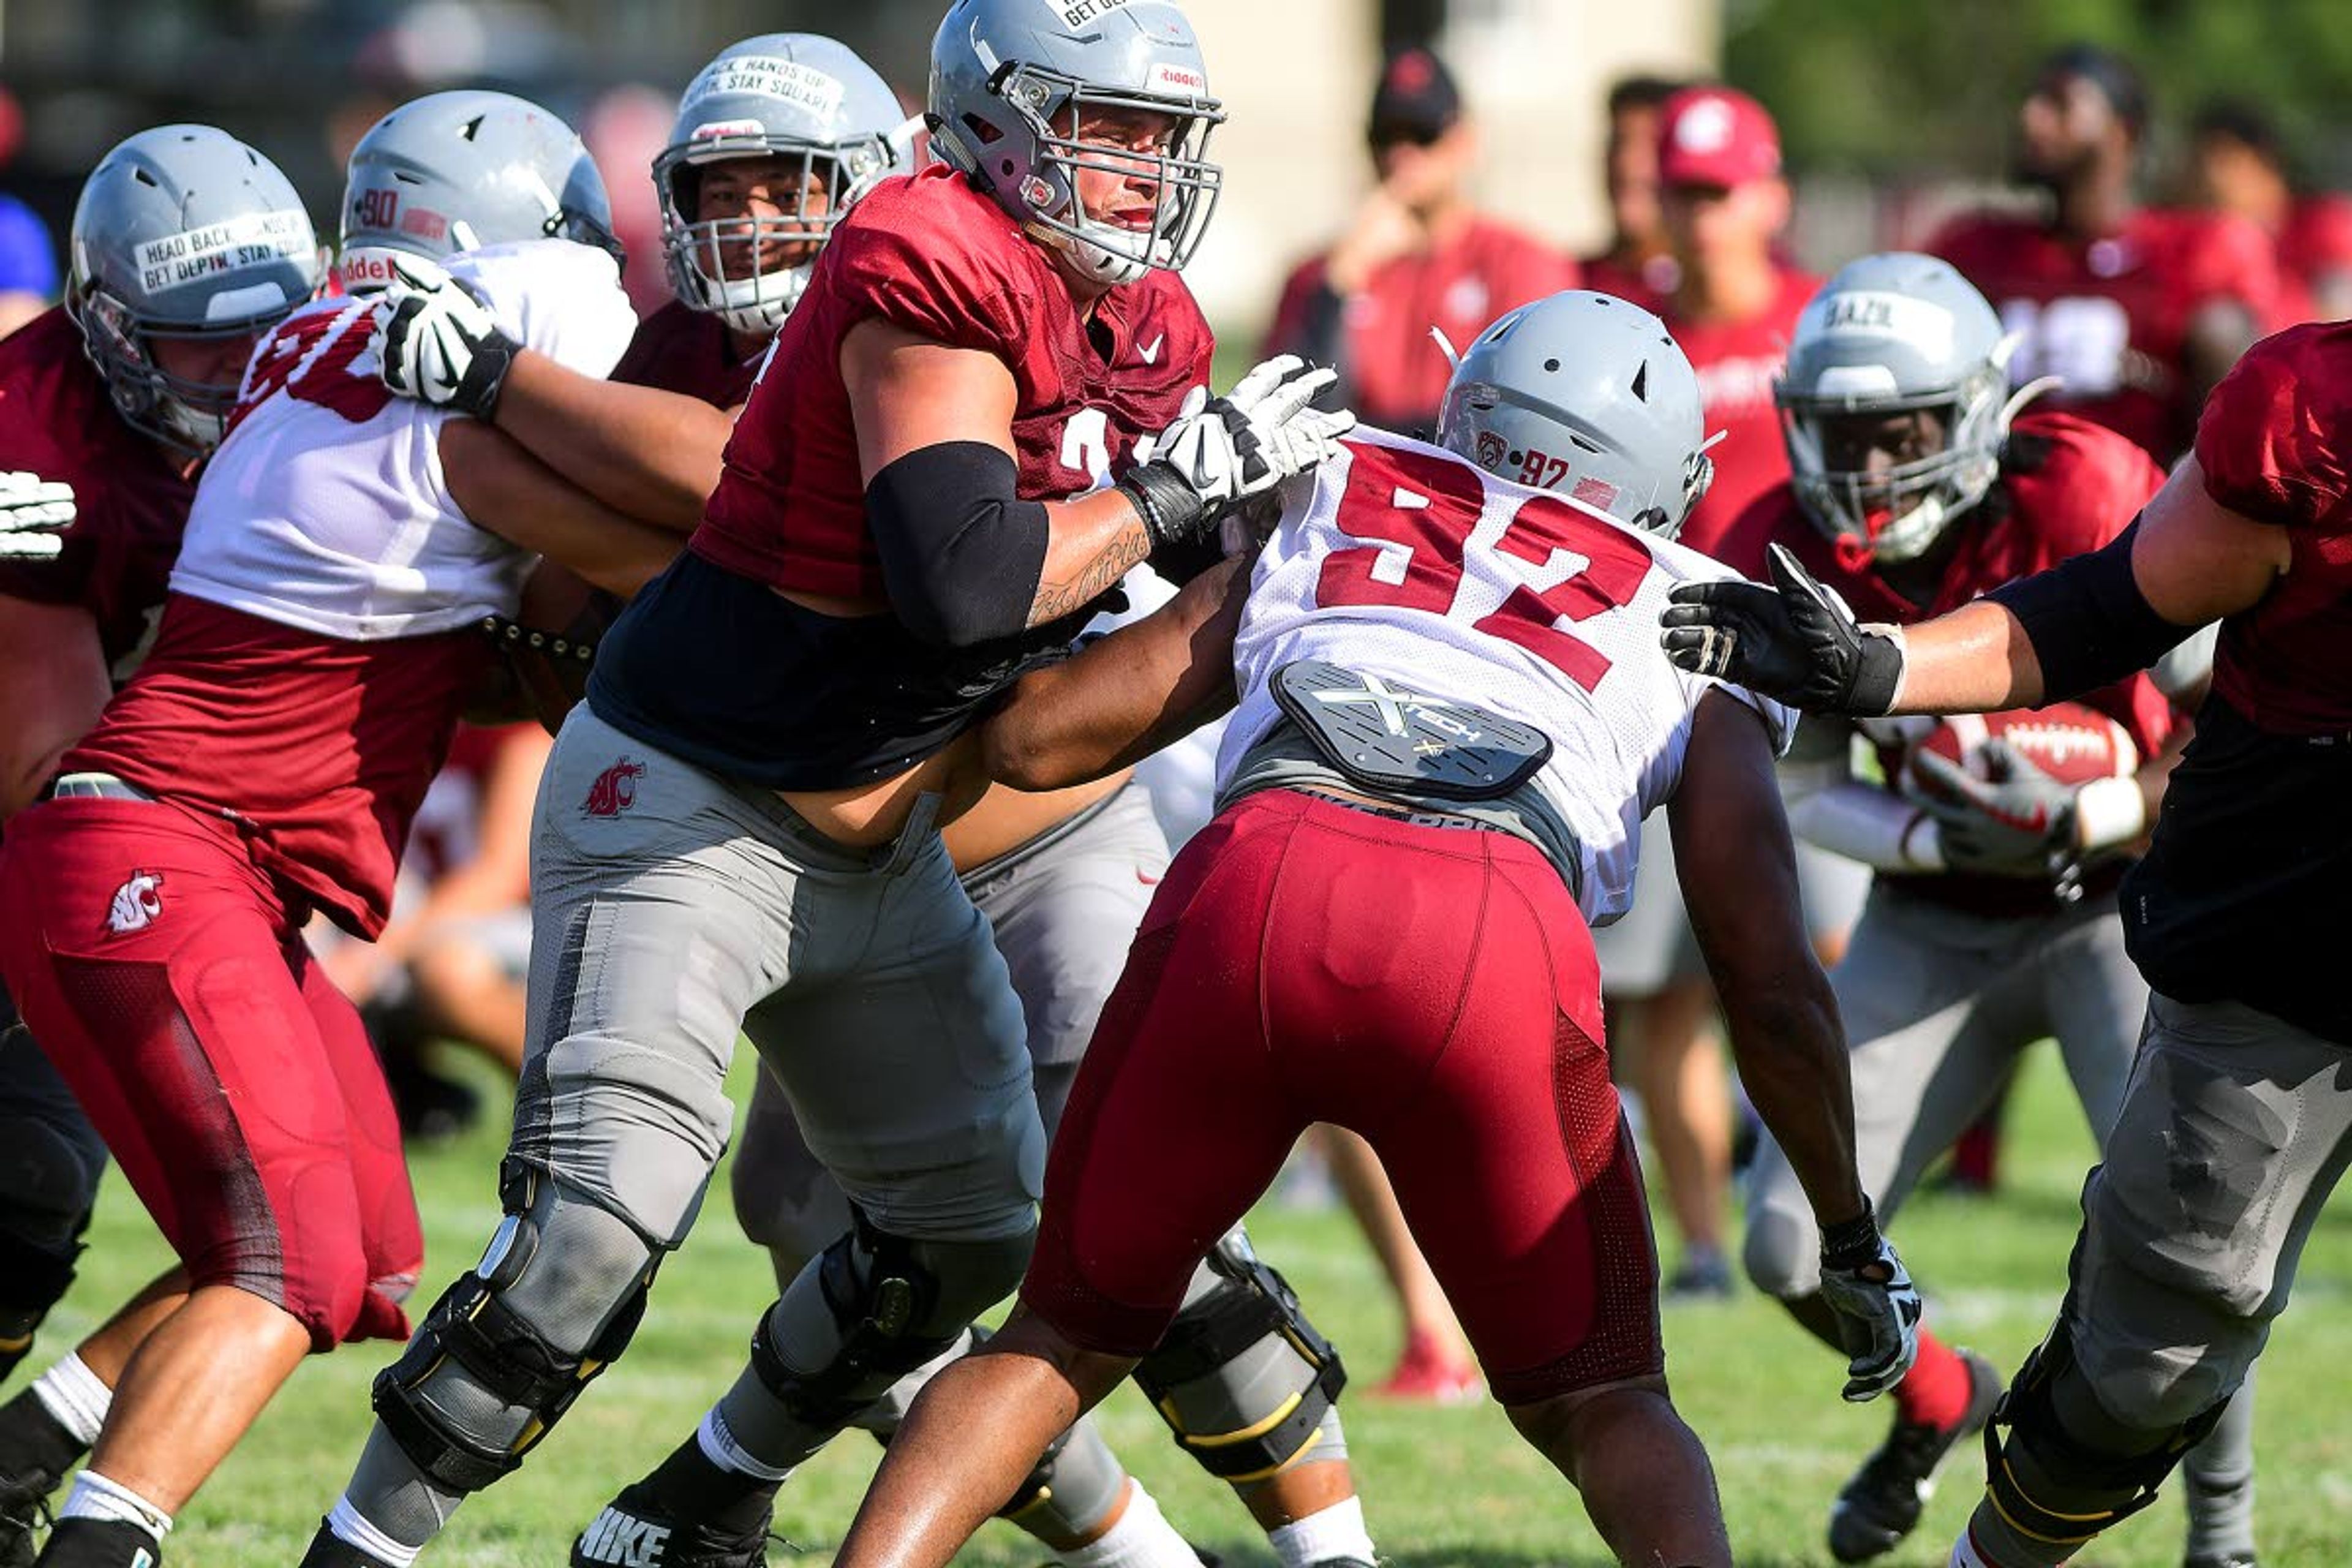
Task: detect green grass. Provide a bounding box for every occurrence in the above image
[17,1041,2352,1566]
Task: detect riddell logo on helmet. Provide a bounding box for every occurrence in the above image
[583,758,647,818]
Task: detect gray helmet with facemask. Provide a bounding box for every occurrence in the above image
[339,89,620,291]
[1776,251,2037,568]
[1436,289,1716,538]
[927,0,1224,287]
[67,124,324,456]
[656,34,914,336]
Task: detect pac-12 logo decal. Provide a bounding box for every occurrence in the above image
[1476,431,1507,470]
[104,870,165,935]
[582,758,647,818]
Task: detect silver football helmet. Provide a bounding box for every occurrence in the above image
[657,34,914,336]
[1436,290,1715,538]
[928,0,1224,286]
[1777,252,2035,566]
[340,89,619,291]
[67,124,325,454]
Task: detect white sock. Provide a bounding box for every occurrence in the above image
[327,1495,421,1568]
[1056,1479,1194,1568]
[694,1406,793,1483]
[1949,1531,1997,1568]
[58,1469,172,1540]
[31,1352,112,1446]
[1267,1494,1373,1568]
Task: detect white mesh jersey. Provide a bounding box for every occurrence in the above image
[170,239,638,640]
[1218,428,1796,925]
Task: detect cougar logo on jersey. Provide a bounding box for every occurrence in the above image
[576,1506,670,1567]
[104,870,166,935]
[582,758,647,819]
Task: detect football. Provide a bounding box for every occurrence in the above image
[1899,703,2139,802]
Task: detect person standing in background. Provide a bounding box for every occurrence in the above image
[1264,47,1572,437]
[1581,75,1688,308]
[2188,97,2352,326]
[0,88,57,337]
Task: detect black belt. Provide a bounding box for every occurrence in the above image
[41,772,156,804]
[1289,785,1504,836]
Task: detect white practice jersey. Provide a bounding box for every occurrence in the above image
[171,239,637,640]
[1218,428,1795,925]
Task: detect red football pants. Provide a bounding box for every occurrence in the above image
[1024,788,1662,1404]
[0,796,421,1349]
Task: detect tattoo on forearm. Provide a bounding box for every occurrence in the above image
[1030,526,1153,627]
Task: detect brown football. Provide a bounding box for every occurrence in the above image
[1901,703,2138,802]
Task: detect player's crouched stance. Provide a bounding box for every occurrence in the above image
[822,292,1922,1568]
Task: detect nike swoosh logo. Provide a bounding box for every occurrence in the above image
[1139,333,1165,364]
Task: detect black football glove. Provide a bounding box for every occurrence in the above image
[372,254,521,421]
[1661,543,1907,716]
[1816,1203,1924,1403]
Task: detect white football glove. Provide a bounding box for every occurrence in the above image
[1119,356,1356,553]
[1816,1205,1924,1402]
[370,254,521,420]
[0,471,75,560]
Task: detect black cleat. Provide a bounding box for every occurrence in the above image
[294,1520,398,1567]
[572,1481,770,1568]
[29,1517,161,1567]
[0,1458,62,1568]
[1826,1348,2003,1563]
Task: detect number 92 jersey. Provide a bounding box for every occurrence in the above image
[1219,428,1795,927]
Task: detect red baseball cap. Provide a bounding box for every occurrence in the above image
[1657,86,1782,189]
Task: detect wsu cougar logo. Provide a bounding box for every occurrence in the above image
[582,757,647,818]
[104,870,165,935]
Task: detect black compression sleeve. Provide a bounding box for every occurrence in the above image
[866,442,1050,648]
[1984,522,2198,702]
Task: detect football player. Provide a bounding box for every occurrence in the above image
[1711,252,2257,1568]
[2188,98,2352,326]
[1660,315,2350,1568]
[0,98,664,1568]
[1928,43,2280,463]
[296,4,1354,1567]
[0,124,325,1567]
[816,288,1920,1568]
[364,32,1379,1568]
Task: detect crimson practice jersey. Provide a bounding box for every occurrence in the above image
[1660,267,1819,558]
[0,308,195,676]
[1265,218,1575,435]
[590,164,1215,791]
[1219,428,1795,925]
[1716,410,2177,913]
[1930,206,2281,462]
[611,298,764,409]
[2124,322,2352,1042]
[693,163,1212,599]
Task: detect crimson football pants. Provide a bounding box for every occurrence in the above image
[0,796,421,1350]
[1023,788,1662,1404]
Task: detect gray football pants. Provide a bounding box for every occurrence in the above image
[511,704,1043,1253]
[1742,882,2256,1550]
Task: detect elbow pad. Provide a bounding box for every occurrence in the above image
[1985,523,2198,703]
[867,442,1050,648]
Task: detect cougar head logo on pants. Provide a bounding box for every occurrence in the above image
[584,758,647,818]
[104,870,165,935]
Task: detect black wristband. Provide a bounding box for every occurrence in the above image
[1848,633,1904,717]
[1819,1201,1883,1271]
[457,328,521,423]
[1117,461,1214,550]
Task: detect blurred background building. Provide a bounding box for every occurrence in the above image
[4,0,2350,336]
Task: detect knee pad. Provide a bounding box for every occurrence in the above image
[1981,1319,2230,1553]
[1133,1230,1348,1484]
[749,1205,1032,1433]
[998,1418,1130,1540]
[372,1160,661,1493]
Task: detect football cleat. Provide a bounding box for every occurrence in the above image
[1828,1348,2003,1562]
[294,1523,396,1567]
[572,1480,769,1568]
[26,1517,160,1567]
[0,1456,61,1568]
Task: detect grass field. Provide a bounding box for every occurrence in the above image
[15,1040,2352,1567]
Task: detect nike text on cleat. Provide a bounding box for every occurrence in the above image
[571,1482,768,1568]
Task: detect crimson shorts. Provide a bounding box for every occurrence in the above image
[0,796,421,1350]
[1023,788,1661,1404]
